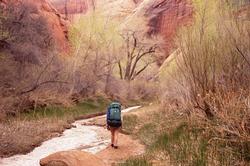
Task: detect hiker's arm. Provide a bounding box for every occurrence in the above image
[106,107,110,130]
[106,107,110,122]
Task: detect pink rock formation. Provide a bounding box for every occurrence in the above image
[40,150,105,166]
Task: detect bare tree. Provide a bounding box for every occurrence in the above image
[19,55,68,95]
[0,1,70,114]
[118,31,158,81]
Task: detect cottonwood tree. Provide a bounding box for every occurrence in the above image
[175,0,250,121]
[118,31,159,81]
[68,12,122,96]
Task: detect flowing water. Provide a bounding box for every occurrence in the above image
[0,106,141,166]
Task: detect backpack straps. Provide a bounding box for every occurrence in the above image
[106,106,111,122]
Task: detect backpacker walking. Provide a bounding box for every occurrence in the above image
[106,101,122,149]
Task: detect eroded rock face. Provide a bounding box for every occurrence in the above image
[50,0,138,20]
[40,150,105,166]
[1,0,69,51]
[120,0,193,64]
[48,0,193,62]
[145,0,193,63]
[50,0,89,16]
[30,0,69,51]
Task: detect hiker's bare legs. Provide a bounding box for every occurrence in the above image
[111,129,115,145]
[113,128,119,146]
[110,127,119,147]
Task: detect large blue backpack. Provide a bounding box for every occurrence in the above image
[107,102,122,127]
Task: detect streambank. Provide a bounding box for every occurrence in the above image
[0,98,110,158]
[0,106,143,166]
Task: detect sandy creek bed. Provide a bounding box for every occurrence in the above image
[0,106,141,166]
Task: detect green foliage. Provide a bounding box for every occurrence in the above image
[69,11,122,57]
[122,105,249,165]
[150,123,209,165]
[67,11,125,95]
[137,123,157,146]
[122,114,138,134]
[68,10,160,82]
[176,0,250,91]
[18,97,109,121]
[146,122,248,165]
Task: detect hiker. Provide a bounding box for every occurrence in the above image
[106,101,122,149]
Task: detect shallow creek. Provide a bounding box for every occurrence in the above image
[0,106,141,166]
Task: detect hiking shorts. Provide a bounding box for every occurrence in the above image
[107,120,122,128]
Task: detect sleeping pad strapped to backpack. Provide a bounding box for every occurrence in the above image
[107,102,122,127]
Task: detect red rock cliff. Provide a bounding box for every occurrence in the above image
[48,0,193,61]
[1,0,69,52]
[123,0,193,64]
[145,0,193,63]
[50,0,89,15]
[49,0,193,63]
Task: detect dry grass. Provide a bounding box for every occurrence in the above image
[156,1,250,164]
[122,103,250,165]
[0,119,69,157]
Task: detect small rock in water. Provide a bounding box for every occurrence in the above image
[64,124,72,129]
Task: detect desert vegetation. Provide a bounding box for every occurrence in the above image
[0,0,249,165]
[121,0,250,165]
[0,1,68,119]
[0,0,161,157]
[67,11,162,101]
[0,1,160,118]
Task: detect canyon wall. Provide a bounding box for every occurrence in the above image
[145,0,193,63]
[2,0,193,61]
[0,0,69,51]
[49,0,193,63]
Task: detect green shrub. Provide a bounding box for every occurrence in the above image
[18,97,109,120]
[122,114,138,134]
[137,123,157,146]
[150,123,209,165]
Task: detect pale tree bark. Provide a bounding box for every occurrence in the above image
[68,30,92,95]
[64,0,68,19]
[118,32,157,81]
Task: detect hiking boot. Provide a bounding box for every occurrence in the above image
[111,144,114,147]
[113,146,118,149]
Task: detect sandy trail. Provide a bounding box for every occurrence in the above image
[0,106,144,166]
[97,134,145,165]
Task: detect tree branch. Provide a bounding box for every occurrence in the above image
[235,45,250,68]
[118,60,123,79]
[130,32,137,59]
[20,80,68,95]
[132,63,150,80]
[129,47,156,79]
